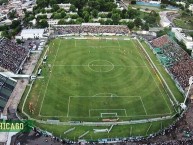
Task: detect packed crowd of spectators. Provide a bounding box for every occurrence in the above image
[0,38,29,74]
[55,25,130,35]
[151,35,193,90]
[151,35,171,48]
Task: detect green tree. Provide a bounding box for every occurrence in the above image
[127,8,139,19]
[10,20,20,29]
[1,31,11,39]
[8,10,17,19]
[92,9,98,18]
[144,15,156,25]
[76,18,84,24]
[58,19,65,25]
[36,0,49,8]
[83,11,90,22]
[16,39,23,44]
[50,0,57,6]
[52,4,60,12]
[111,13,121,24]
[37,19,48,28]
[70,4,76,12]
[61,11,66,18]
[134,18,142,28]
[104,19,112,25]
[0,0,8,5]
[127,21,135,30]
[84,13,90,22]
[141,23,149,31]
[160,4,167,9]
[131,0,136,4]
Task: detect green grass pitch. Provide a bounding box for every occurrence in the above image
[23,38,179,122]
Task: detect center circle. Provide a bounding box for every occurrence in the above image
[88,60,114,72]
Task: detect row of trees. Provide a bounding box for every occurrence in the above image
[0,0,7,5]
[35,0,117,12]
[0,20,21,39]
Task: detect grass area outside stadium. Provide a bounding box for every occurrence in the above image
[19,37,184,139]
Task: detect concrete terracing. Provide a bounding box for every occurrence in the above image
[3,53,41,116]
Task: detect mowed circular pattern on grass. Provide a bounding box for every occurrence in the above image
[30,39,172,119]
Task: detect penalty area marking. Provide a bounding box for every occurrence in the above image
[68,96,141,117]
[67,96,71,117]
[140,97,148,115]
[89,109,127,117]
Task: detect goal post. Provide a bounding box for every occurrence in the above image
[89,109,127,117]
[100,113,117,118]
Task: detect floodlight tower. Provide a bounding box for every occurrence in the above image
[180,76,193,110]
[47,14,51,36]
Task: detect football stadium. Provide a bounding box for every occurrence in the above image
[2,0,193,143]
[20,34,184,140]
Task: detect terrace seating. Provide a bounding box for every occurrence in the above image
[0,74,17,110]
[0,38,29,73]
[151,35,193,90]
[151,35,170,48]
[55,25,130,35]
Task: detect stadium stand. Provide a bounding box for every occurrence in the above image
[0,73,17,112]
[151,35,193,90]
[55,25,130,35]
[0,38,30,74]
[151,35,171,48]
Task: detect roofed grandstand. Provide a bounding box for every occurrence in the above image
[151,35,193,90]
[54,25,130,35]
[0,38,30,74]
[0,73,17,112]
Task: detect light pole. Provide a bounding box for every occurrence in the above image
[180,76,193,109]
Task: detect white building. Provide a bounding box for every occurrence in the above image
[189,4,193,12]
[29,19,36,26]
[176,1,186,7]
[16,29,45,39]
[48,19,59,25]
[149,1,161,4]
[172,27,193,50]
[58,3,71,11]
[0,19,12,26]
[35,13,52,19]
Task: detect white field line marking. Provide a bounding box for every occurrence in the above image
[64,45,121,48]
[39,40,61,116]
[70,96,141,98]
[53,64,147,67]
[67,96,71,117]
[137,41,172,114]
[34,82,43,110]
[23,45,50,117]
[89,109,127,117]
[39,112,172,118]
[117,39,120,47]
[140,97,148,115]
[40,113,171,118]
[124,109,128,117]
[136,39,178,106]
[90,109,127,110]
[133,40,172,114]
